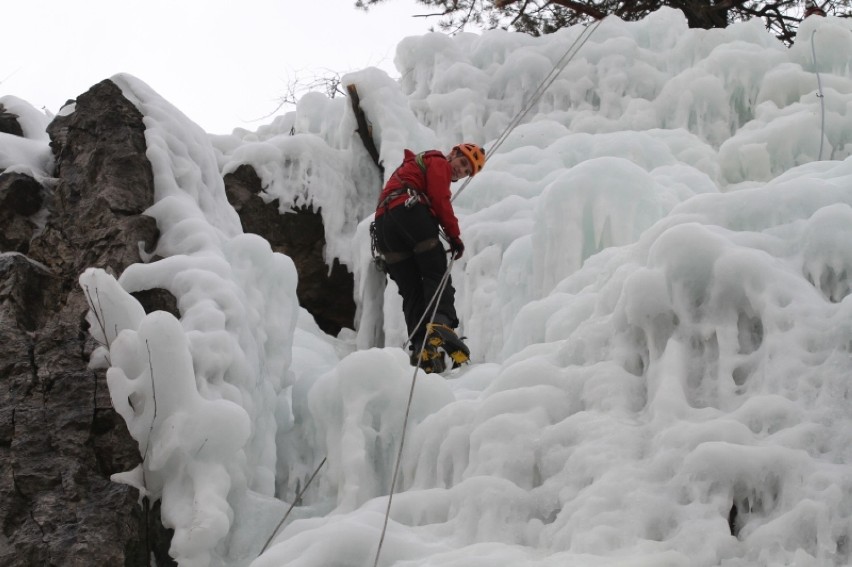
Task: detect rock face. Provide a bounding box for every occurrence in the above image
[0,104,24,137]
[0,172,45,253]
[225,164,356,335]
[0,80,174,566]
[1,77,358,566]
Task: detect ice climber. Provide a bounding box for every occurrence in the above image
[373,143,485,373]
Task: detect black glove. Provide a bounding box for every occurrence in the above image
[449,236,465,260]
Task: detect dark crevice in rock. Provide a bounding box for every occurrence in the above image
[27,342,37,392]
[728,501,739,537]
[0,172,46,252]
[224,163,356,336]
[0,104,24,137]
[130,288,179,319]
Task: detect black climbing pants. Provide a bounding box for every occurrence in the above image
[374,204,458,349]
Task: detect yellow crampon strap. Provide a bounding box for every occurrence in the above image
[426,323,470,365]
[449,350,470,365]
[419,345,442,362]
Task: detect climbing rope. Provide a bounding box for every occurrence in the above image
[404,258,456,350]
[811,30,826,161]
[373,257,455,567]
[373,17,605,566]
[258,457,327,557]
[259,260,454,566]
[452,16,606,203]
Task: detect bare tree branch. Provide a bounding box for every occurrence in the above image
[356,0,852,45]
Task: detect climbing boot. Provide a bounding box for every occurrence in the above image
[410,342,446,374]
[426,323,470,367]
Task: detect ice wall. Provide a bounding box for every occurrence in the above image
[62,7,852,567]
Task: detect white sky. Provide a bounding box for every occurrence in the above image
[2,0,436,134]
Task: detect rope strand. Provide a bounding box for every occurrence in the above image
[452,17,605,203]
[373,258,455,567]
[373,18,605,565]
[811,30,826,161]
[258,457,327,556]
[403,250,455,349]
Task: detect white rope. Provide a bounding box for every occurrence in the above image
[811,29,826,161]
[401,244,455,349]
[373,18,606,565]
[452,17,605,203]
[258,457,327,557]
[373,257,456,567]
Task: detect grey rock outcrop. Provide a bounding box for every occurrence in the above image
[1,75,359,566]
[0,80,174,566]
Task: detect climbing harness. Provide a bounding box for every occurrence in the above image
[376,185,431,211]
[811,30,826,161]
[452,16,606,204]
[378,150,440,210]
[370,150,444,271]
[370,196,440,272]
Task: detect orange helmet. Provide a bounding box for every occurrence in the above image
[453,143,486,176]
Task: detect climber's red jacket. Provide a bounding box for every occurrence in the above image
[374,149,461,239]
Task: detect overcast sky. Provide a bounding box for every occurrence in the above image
[2,0,437,134]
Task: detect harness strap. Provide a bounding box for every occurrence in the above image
[382,237,441,265]
[377,151,439,211]
[377,184,432,211]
